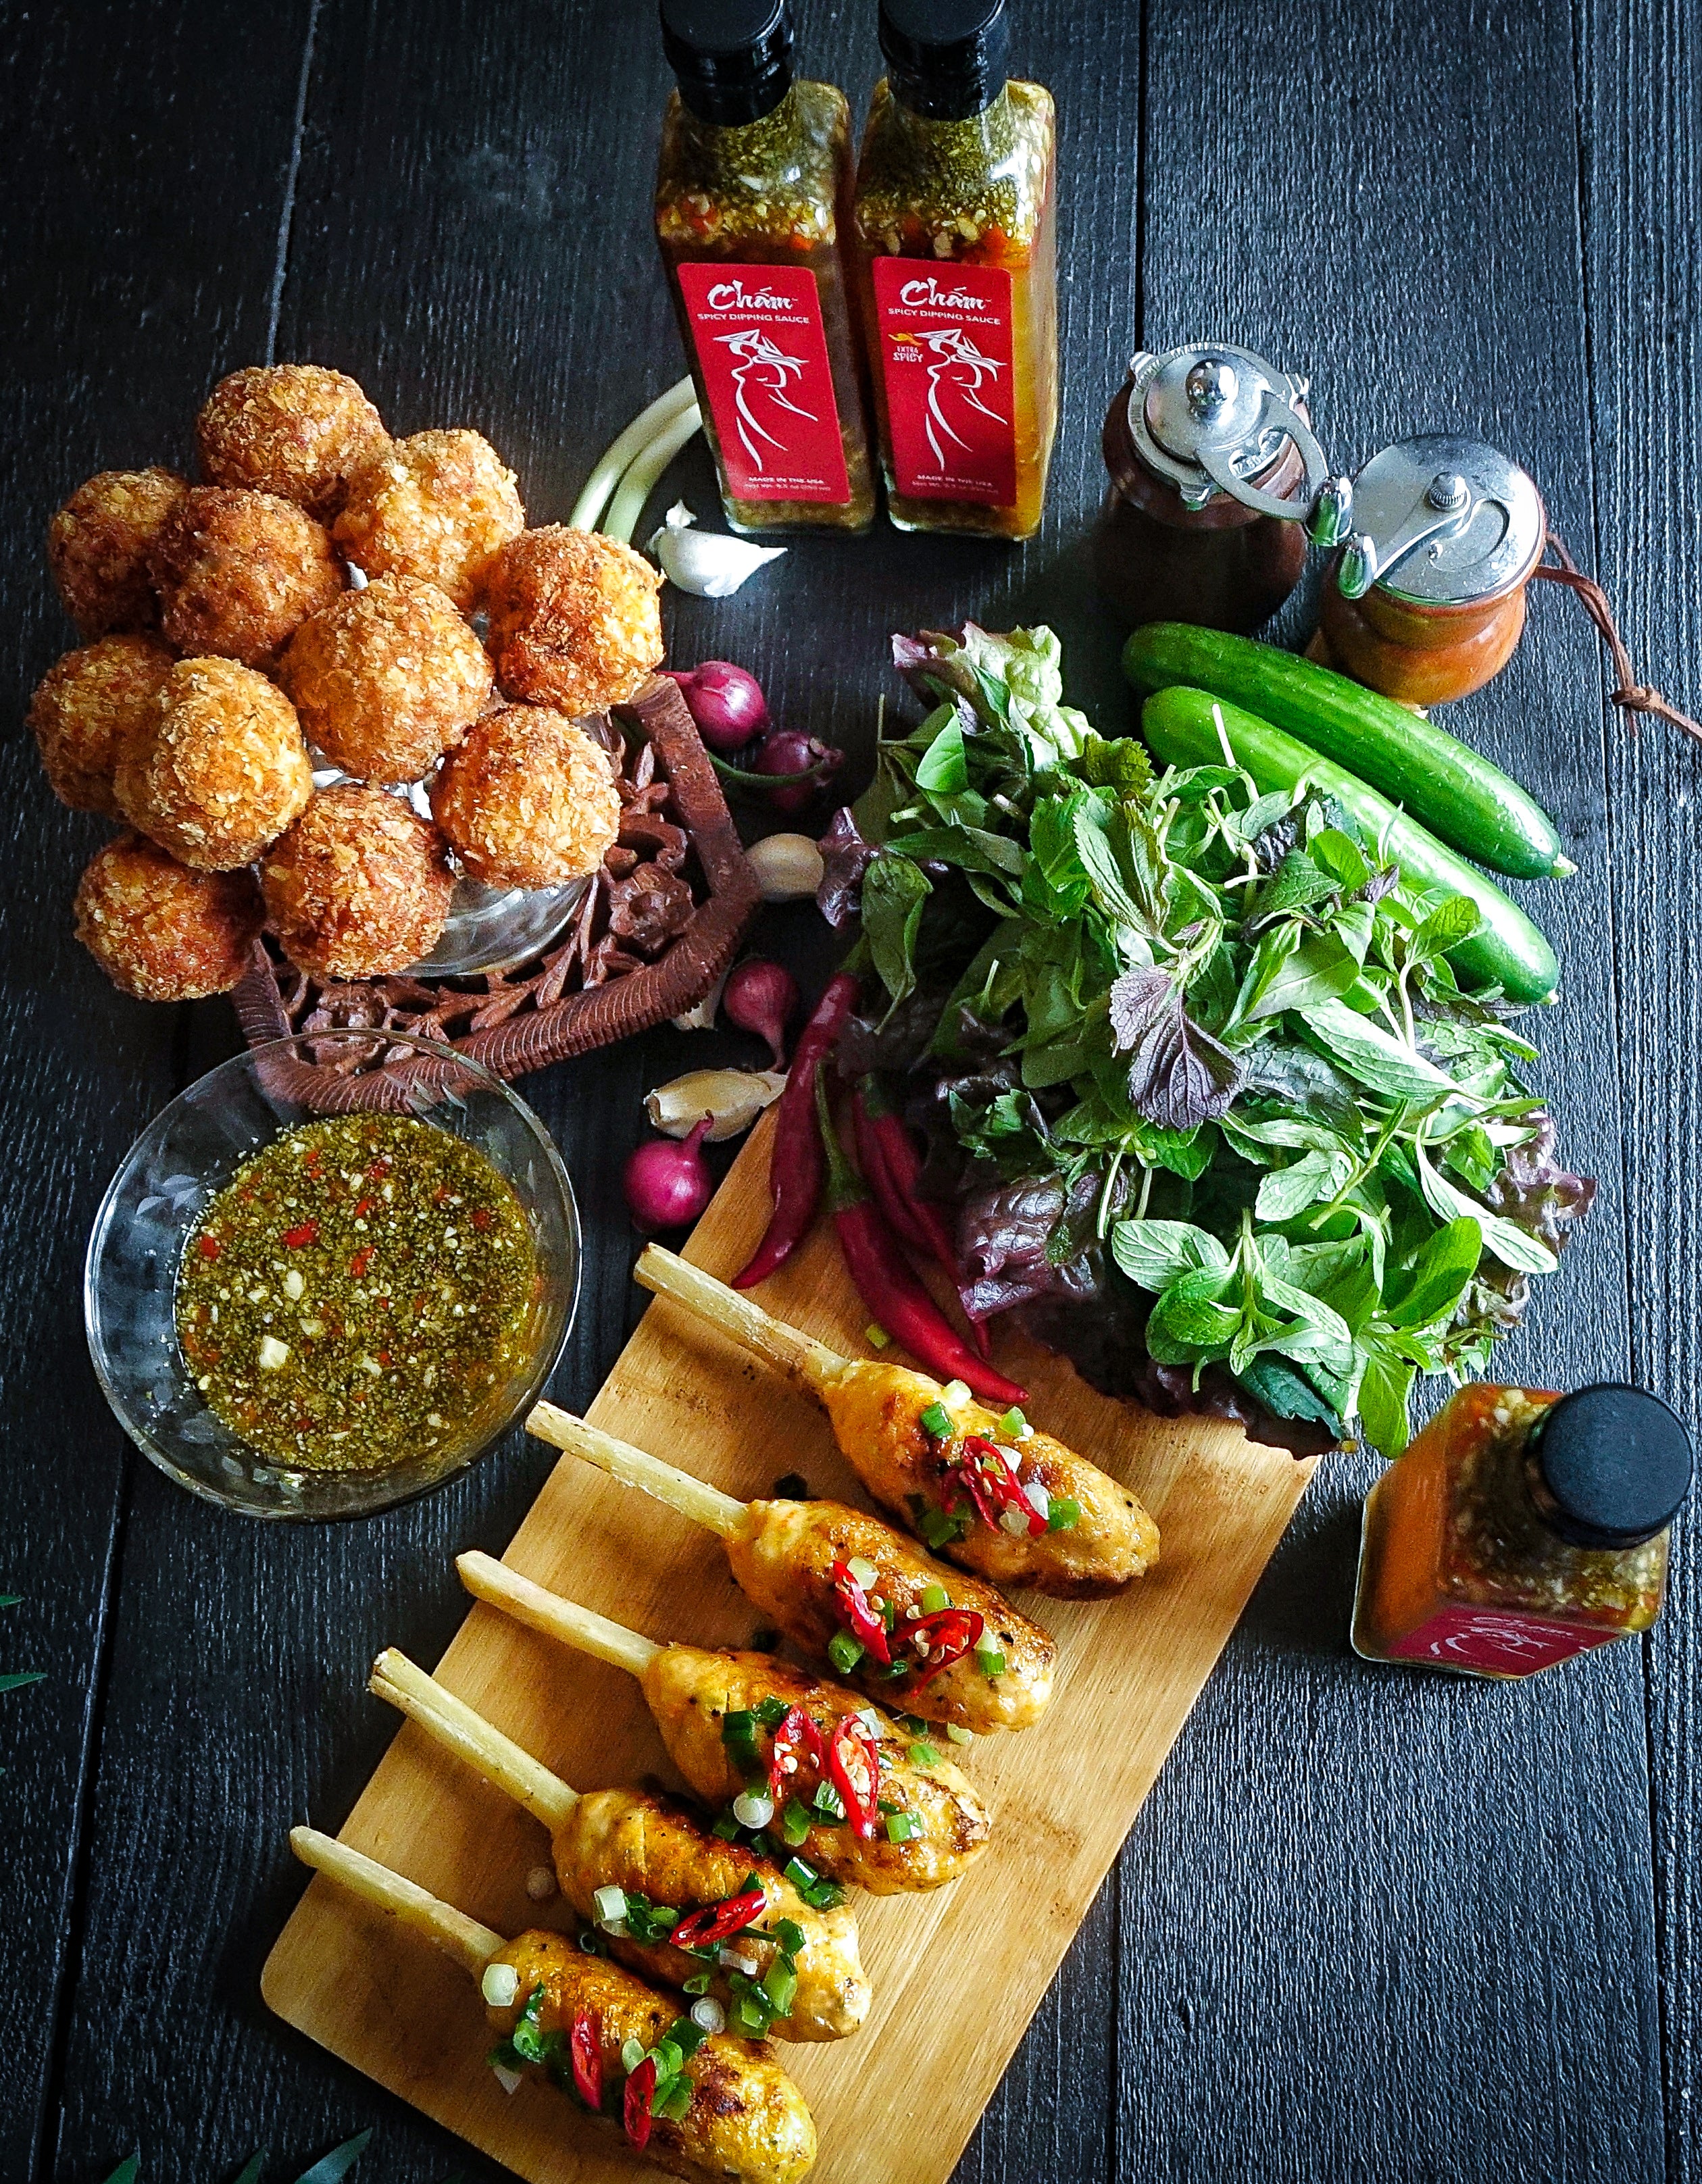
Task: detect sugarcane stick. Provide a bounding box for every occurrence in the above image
[631,1244,1160,1602]
[370,1648,578,1832]
[458,1552,661,1675]
[453,1552,992,1896]
[289,1825,502,1977]
[529,1400,745,1537]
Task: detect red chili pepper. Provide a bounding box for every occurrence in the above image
[671,1884,767,1952]
[195,1234,222,1261]
[570,2010,602,2110]
[281,1220,319,1248]
[814,1074,1027,1406]
[830,1559,892,1666]
[366,1158,391,1179]
[850,1084,929,1254]
[353,1196,374,1219]
[473,1207,493,1231]
[959,1435,1047,1538]
[768,1704,825,1802]
[906,1607,986,1685]
[349,1246,374,1279]
[826,1717,881,1839]
[856,1075,991,1355]
[624,2055,656,2148]
[733,971,859,1289]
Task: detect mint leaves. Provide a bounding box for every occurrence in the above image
[845,624,1592,1458]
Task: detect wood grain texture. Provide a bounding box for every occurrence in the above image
[1120,2,1664,2178]
[261,1109,1311,2184]
[0,2,317,2176]
[1575,2,1702,2176]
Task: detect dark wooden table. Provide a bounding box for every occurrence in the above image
[5,3,1696,2179]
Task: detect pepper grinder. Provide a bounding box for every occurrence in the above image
[1094,341,1350,634]
[1313,432,1547,705]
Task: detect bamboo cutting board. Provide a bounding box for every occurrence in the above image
[262,1111,1313,2184]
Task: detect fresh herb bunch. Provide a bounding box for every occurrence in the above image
[836,624,1593,1458]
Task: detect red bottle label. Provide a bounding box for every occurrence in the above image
[675,262,852,504]
[871,259,1017,506]
[1386,1606,1621,1675]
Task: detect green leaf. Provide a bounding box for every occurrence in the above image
[1309,826,1370,894]
[1254,1148,1355,1223]
[1384,1217,1484,1329]
[0,1671,45,1693]
[861,853,932,1010]
[914,715,970,794]
[291,2131,374,2184]
[1408,894,1484,967]
[231,2158,267,2184]
[1111,1219,1231,1293]
[1413,1150,1559,1275]
[0,1596,21,1609]
[1145,1267,1241,1361]
[101,2161,139,2184]
[1072,796,1149,930]
[1233,925,1360,1026]
[1249,851,1338,921]
[1357,1347,1416,1457]
[1234,1354,1345,1436]
[1300,998,1453,1102]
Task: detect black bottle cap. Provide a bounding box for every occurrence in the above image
[879,0,1009,122]
[1525,1384,1693,1549]
[661,0,794,126]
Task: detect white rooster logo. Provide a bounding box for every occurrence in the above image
[918,325,1006,470]
[714,328,818,474]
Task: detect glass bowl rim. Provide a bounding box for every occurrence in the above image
[82,1026,581,1519]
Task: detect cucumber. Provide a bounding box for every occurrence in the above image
[1122,623,1573,881]
[1141,686,1560,1005]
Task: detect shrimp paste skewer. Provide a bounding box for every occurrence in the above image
[529,1402,1055,1733]
[287,1827,817,2184]
[632,1244,1159,1599]
[370,1646,868,2041]
[455,1550,990,1896]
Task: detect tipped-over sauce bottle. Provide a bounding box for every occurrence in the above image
[851,0,1058,540]
[656,0,876,534]
[1352,1383,1692,1679]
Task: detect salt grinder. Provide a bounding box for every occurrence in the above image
[1313,433,1547,705]
[1094,342,1350,634]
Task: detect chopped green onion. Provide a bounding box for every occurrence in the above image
[1046,1495,1082,1532]
[753,1695,790,1727]
[908,1740,939,1766]
[711,1812,741,1842]
[885,1811,919,1844]
[947,1723,974,1745]
[846,1554,880,1590]
[897,1712,928,1734]
[570,376,697,532]
[682,1973,711,1995]
[732,1993,767,2035]
[827,1631,865,1674]
[802,1877,845,1910]
[782,1856,818,1891]
[772,1916,806,1956]
[652,2039,684,2081]
[593,1883,628,1929]
[919,1402,953,1438]
[780,1796,812,1847]
[976,1648,1007,1679]
[620,2036,646,2074]
[732,1788,775,1829]
[920,1582,950,1614]
[656,2077,693,2123]
[671,2018,708,2060]
[941,1379,971,1405]
[761,1956,798,2014]
[865,1321,891,1349]
[810,1779,846,1822]
[997,1406,1030,1439]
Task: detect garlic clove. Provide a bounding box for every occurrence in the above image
[649,501,785,598]
[745,832,826,902]
[646,1067,786,1142]
[672,962,729,1033]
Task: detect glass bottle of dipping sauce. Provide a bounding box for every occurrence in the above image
[1352,1383,1693,1679]
[656,0,876,534]
[851,0,1057,540]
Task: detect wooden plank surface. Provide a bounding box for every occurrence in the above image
[261,1112,1311,2184]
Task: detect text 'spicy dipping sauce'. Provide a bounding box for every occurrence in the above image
[176,1112,536,1471]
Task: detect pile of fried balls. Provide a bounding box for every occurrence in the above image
[32,363,666,999]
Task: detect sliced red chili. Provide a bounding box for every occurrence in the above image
[623,2055,656,2148]
[570,2010,601,2110]
[768,1705,825,1803]
[366,1158,391,1179]
[473,1207,493,1231]
[907,1607,986,1685]
[829,1558,892,1667]
[958,1436,1047,1538]
[672,1885,767,1952]
[353,1196,374,1219]
[826,1717,881,1839]
[281,1220,319,1248]
[349,1246,374,1278]
[195,1234,222,1261]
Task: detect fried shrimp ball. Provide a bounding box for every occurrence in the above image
[429,704,621,889]
[484,525,663,716]
[332,428,524,611]
[28,635,175,816]
[261,784,453,980]
[278,574,493,782]
[196,363,389,521]
[116,657,313,869]
[47,467,187,636]
[147,485,343,666]
[74,832,264,1000]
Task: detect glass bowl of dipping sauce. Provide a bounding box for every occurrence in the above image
[85,1029,580,1519]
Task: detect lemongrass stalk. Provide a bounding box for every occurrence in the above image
[570,376,698,532]
[289,1826,503,1977]
[602,403,703,544]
